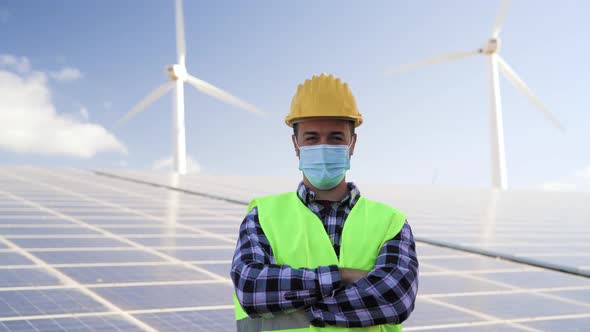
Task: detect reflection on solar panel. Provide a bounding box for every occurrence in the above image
[0,167,587,331]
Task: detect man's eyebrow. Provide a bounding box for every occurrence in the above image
[302,131,319,136]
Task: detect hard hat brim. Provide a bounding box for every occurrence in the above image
[285,115,363,128]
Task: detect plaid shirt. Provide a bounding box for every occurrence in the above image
[230,182,419,328]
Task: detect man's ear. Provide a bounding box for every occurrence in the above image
[292,135,300,157]
[349,133,357,157]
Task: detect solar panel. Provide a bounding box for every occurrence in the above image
[100,169,590,277]
[0,315,145,332]
[0,167,587,331]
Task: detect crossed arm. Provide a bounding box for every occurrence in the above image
[230,207,419,327]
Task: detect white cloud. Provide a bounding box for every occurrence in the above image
[0,54,31,73]
[50,67,82,82]
[0,56,126,158]
[119,160,128,167]
[152,156,201,173]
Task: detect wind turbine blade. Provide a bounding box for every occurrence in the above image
[185,74,265,116]
[175,0,186,65]
[497,56,565,131]
[115,81,175,128]
[492,0,511,38]
[386,50,480,75]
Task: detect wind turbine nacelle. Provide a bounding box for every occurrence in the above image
[482,38,500,55]
[167,64,188,81]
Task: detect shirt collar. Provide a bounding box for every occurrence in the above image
[297,181,361,208]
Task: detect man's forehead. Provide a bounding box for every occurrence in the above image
[296,118,352,131]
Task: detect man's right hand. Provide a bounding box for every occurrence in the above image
[339,267,369,286]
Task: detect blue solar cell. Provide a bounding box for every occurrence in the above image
[41,202,102,207]
[0,252,34,265]
[477,244,589,255]
[131,237,221,247]
[0,210,51,216]
[0,268,61,287]
[78,217,162,225]
[0,217,72,224]
[0,227,101,236]
[135,309,235,332]
[417,324,527,331]
[418,274,512,295]
[101,227,200,235]
[414,244,466,257]
[529,255,590,268]
[413,264,440,273]
[476,270,590,289]
[513,245,590,254]
[195,226,238,235]
[403,297,482,327]
[33,250,164,264]
[0,289,107,318]
[549,289,590,304]
[61,210,138,217]
[177,218,237,224]
[440,293,589,319]
[159,248,234,261]
[11,237,129,248]
[525,317,590,331]
[0,315,145,331]
[421,256,527,271]
[59,264,209,284]
[194,263,230,277]
[94,284,233,310]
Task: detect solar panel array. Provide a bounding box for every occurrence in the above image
[0,167,587,331]
[104,170,590,276]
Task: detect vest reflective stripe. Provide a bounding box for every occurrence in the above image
[238,312,310,331]
[235,192,406,331]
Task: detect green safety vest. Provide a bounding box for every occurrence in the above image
[234,192,406,331]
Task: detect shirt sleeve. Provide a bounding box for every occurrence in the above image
[304,221,419,328]
[230,207,342,318]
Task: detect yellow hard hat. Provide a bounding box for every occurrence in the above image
[286,73,363,127]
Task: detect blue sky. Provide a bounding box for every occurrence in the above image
[1,0,588,190]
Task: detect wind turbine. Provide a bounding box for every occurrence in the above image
[117,0,263,175]
[387,0,563,190]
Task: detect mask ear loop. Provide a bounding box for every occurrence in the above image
[346,136,356,158]
[295,137,303,160]
[348,136,356,150]
[295,137,301,149]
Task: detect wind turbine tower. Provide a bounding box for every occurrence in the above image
[117,0,264,175]
[388,0,563,190]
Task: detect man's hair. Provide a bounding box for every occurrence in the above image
[293,121,355,140]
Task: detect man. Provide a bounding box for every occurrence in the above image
[231,73,419,331]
